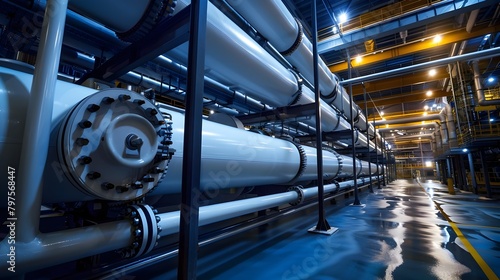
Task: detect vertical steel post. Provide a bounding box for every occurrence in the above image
[479,149,492,198]
[310,0,331,233]
[382,137,387,186]
[363,84,373,192]
[346,54,361,205]
[15,0,68,243]
[459,154,468,190]
[374,117,381,188]
[177,1,207,279]
[467,152,478,194]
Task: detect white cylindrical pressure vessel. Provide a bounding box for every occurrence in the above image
[299,146,340,182]
[168,1,300,107]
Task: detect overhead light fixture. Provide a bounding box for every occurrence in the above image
[432,104,437,108]
[380,111,384,116]
[488,77,495,83]
[332,26,338,33]
[423,112,428,116]
[483,34,491,41]
[424,105,429,110]
[426,90,432,97]
[429,69,437,77]
[490,118,494,122]
[210,110,214,114]
[421,121,425,124]
[425,161,432,167]
[338,13,348,24]
[462,148,468,153]
[355,55,362,63]
[386,124,389,128]
[433,34,442,43]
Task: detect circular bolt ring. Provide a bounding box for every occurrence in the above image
[126,134,144,150]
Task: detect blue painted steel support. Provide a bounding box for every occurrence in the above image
[16,0,68,243]
[311,0,331,232]
[76,7,190,84]
[177,1,207,279]
[318,0,491,53]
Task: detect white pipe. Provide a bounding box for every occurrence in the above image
[68,0,151,33]
[158,176,379,236]
[0,220,132,276]
[15,0,68,243]
[473,60,500,105]
[225,0,373,136]
[168,1,299,107]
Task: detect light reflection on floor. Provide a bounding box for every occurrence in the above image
[133,179,498,280]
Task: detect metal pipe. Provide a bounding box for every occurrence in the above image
[473,60,500,105]
[15,0,68,243]
[341,47,500,85]
[0,220,132,276]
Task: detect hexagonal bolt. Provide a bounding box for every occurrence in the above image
[150,167,164,174]
[155,216,161,223]
[75,138,89,146]
[119,94,131,101]
[87,172,101,180]
[86,104,100,112]
[146,108,158,116]
[126,134,143,150]
[101,182,115,190]
[134,229,142,237]
[161,140,173,145]
[117,186,129,193]
[134,99,146,105]
[78,156,93,165]
[78,120,92,129]
[132,241,139,248]
[102,97,115,104]
[152,209,158,214]
[130,211,137,217]
[142,176,155,183]
[132,183,143,189]
[157,226,162,232]
[132,217,140,225]
[154,154,170,162]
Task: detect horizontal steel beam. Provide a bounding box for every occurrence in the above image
[318,0,492,54]
[329,25,500,73]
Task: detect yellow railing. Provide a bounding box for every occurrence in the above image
[319,0,442,40]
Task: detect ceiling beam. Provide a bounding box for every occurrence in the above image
[329,25,500,73]
[350,67,448,95]
[318,0,492,53]
[358,89,450,108]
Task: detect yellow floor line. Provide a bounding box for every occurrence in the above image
[417,182,499,280]
[452,224,500,230]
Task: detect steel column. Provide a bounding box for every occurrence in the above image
[467,152,478,194]
[310,0,332,233]
[479,149,493,198]
[347,52,361,205]
[177,1,207,279]
[15,0,68,243]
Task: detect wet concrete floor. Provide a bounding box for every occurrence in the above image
[135,179,500,279]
